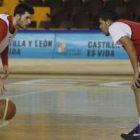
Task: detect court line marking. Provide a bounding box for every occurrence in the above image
[99,81,131,87]
[4,79,128,99]
[8,79,99,86]
[4,85,85,99]
[4,79,105,99]
[7,78,131,87]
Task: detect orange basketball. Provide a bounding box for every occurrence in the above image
[0,99,16,120]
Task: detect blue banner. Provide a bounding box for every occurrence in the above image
[9,31,54,58]
[54,32,128,59]
[8,30,129,59]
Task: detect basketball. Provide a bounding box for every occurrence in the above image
[0,99,16,120]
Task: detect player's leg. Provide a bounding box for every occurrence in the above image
[121,81,140,139]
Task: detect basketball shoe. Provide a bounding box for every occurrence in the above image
[121,134,140,140]
[121,124,140,140]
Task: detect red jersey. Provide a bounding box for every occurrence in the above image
[117,19,140,62]
[0,15,15,66]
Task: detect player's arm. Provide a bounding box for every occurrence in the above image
[0,19,7,94]
[1,46,9,79]
[0,19,9,80]
[119,36,139,88]
[0,19,8,66]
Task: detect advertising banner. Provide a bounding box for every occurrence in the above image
[9,31,54,58]
[54,32,129,59]
[8,30,129,59]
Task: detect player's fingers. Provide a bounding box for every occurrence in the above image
[137,77,140,82]
[135,80,140,86]
[132,81,137,89]
[2,74,9,80]
[3,85,7,91]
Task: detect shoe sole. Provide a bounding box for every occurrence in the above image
[121,134,140,140]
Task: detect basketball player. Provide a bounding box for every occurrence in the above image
[0,3,34,95]
[99,10,140,140]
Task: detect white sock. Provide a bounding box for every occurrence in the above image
[139,118,140,124]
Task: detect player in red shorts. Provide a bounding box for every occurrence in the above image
[99,10,140,140]
[0,3,34,95]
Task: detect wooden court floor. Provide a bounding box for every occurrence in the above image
[0,74,138,140]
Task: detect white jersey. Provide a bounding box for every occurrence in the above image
[0,14,18,53]
[109,22,132,46]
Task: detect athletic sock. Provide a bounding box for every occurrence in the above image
[139,118,140,124]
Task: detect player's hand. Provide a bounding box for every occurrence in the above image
[131,72,140,89]
[0,78,6,95]
[3,65,9,80]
